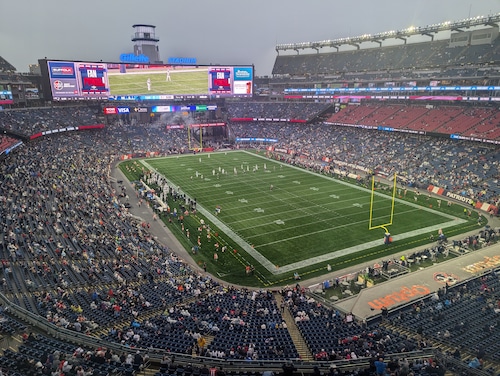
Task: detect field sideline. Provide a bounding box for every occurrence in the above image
[139,151,467,275]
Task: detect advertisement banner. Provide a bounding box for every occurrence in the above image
[427,184,497,214]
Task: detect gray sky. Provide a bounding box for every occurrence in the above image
[1,0,499,75]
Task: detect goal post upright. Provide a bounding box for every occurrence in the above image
[187,124,203,151]
[368,174,376,229]
[368,173,397,231]
[389,172,397,224]
[199,125,203,150]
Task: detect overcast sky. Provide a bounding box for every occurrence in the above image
[1,0,499,75]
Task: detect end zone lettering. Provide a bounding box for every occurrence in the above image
[445,191,474,205]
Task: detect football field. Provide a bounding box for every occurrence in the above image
[108,67,209,95]
[141,151,467,276]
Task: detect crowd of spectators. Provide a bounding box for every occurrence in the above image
[226,102,330,121]
[0,106,99,135]
[0,135,19,155]
[0,127,222,326]
[97,120,189,155]
[1,102,498,222]
[0,106,499,374]
[104,287,299,361]
[0,124,224,374]
[229,120,500,205]
[387,270,500,367]
[281,286,426,362]
[0,329,151,376]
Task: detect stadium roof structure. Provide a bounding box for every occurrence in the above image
[0,55,17,72]
[275,13,500,53]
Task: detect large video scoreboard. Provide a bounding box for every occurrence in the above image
[39,59,254,101]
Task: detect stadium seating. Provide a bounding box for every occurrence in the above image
[272,37,500,78]
[0,135,19,155]
[226,102,330,121]
[388,271,500,364]
[0,106,98,135]
[0,101,499,375]
[0,56,16,72]
[285,289,423,359]
[230,118,500,203]
[3,15,500,374]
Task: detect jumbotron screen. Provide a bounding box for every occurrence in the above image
[39,59,254,101]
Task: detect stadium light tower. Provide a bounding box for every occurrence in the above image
[131,24,162,64]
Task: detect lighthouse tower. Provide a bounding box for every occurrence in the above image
[131,24,162,64]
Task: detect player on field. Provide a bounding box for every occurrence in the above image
[166,69,171,81]
[147,78,151,91]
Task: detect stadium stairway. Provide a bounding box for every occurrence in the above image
[0,333,24,356]
[140,368,157,376]
[274,292,313,361]
[193,334,215,357]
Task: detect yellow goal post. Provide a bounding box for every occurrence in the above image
[368,173,397,233]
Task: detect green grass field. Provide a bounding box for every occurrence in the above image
[108,68,209,95]
[120,150,481,287]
